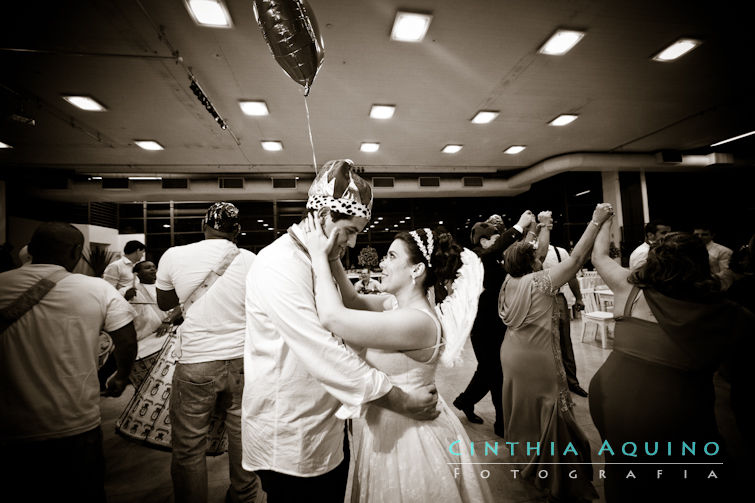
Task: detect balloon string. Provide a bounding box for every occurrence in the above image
[304,94,317,173]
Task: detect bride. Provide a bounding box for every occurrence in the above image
[302,214,493,502]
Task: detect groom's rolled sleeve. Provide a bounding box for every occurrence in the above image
[253,255,392,417]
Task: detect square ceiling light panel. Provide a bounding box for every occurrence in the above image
[442,144,463,154]
[370,105,396,119]
[62,95,107,111]
[390,11,432,42]
[239,101,269,116]
[549,114,579,126]
[134,140,164,151]
[652,38,702,61]
[185,0,233,27]
[538,29,585,55]
[261,141,283,151]
[360,142,380,152]
[503,145,526,154]
[471,110,499,124]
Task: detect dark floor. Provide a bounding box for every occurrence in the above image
[100,319,750,502]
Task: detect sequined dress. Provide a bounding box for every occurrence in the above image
[350,309,493,502]
[499,270,598,502]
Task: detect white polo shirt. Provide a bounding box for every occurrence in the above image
[0,264,133,441]
[156,239,255,364]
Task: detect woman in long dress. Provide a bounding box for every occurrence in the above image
[302,215,493,503]
[589,220,753,502]
[498,204,613,502]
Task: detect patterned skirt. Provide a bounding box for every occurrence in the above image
[115,327,229,455]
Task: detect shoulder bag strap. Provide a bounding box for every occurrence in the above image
[0,269,70,334]
[173,245,240,359]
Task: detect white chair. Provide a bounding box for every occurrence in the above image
[580,288,614,349]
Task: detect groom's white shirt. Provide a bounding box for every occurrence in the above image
[242,227,392,476]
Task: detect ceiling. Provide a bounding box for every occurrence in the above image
[1,0,754,199]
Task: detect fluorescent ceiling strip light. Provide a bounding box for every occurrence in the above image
[261,141,283,151]
[370,105,396,119]
[134,140,164,151]
[538,29,585,55]
[442,144,463,154]
[504,145,526,154]
[471,110,499,124]
[710,130,755,147]
[128,176,163,180]
[549,114,579,126]
[390,11,432,42]
[0,140,12,148]
[239,100,269,116]
[62,95,107,111]
[652,38,701,62]
[360,142,380,152]
[185,0,233,27]
[575,190,591,197]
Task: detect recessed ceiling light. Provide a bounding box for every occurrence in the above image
[261,141,283,151]
[369,104,396,119]
[549,114,579,126]
[471,110,499,124]
[162,224,171,228]
[652,38,701,62]
[0,140,12,149]
[134,140,164,151]
[62,95,107,111]
[711,130,755,147]
[378,217,383,220]
[504,145,526,154]
[128,176,162,180]
[239,100,269,116]
[390,11,432,42]
[360,142,380,153]
[442,144,463,154]
[184,0,233,28]
[538,29,585,55]
[438,220,444,225]
[257,219,264,223]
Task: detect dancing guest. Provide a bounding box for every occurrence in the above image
[119,261,181,387]
[590,225,753,502]
[498,205,614,502]
[303,218,492,502]
[103,240,145,289]
[452,211,533,434]
[628,219,671,270]
[0,222,137,503]
[156,202,259,503]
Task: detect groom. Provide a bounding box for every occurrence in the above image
[242,159,439,502]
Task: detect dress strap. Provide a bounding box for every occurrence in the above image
[623,286,641,318]
[410,308,444,364]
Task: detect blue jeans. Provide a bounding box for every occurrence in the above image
[170,359,260,503]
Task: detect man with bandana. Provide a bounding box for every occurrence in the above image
[242,160,439,502]
[156,202,260,503]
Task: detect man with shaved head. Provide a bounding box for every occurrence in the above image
[0,222,137,503]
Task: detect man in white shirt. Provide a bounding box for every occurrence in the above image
[629,220,671,270]
[542,244,588,397]
[243,160,439,502]
[156,203,260,503]
[103,240,145,289]
[694,226,734,289]
[0,222,137,503]
[120,260,180,387]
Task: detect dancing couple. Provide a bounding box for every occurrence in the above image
[242,159,493,502]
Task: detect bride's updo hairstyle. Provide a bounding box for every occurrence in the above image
[395,228,463,303]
